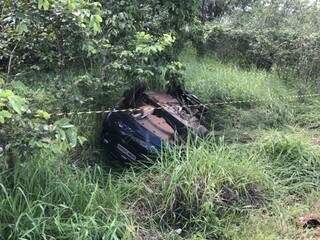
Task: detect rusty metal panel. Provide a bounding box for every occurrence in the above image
[143,92,208,137]
[145,92,179,105]
[137,114,174,141]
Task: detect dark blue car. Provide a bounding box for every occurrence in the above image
[101,86,208,163]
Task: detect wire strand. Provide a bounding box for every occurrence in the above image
[51,93,320,117]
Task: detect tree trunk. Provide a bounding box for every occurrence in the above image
[101,51,110,81]
[7,43,18,80]
[201,0,207,22]
[6,0,19,80]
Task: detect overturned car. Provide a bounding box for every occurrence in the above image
[101,85,208,163]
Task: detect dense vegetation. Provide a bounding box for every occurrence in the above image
[1,0,320,239]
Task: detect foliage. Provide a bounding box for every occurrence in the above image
[181,47,292,128]
[201,0,257,20]
[196,25,320,87]
[106,31,177,87]
[2,42,320,239]
[99,0,200,87]
[0,0,200,85]
[0,84,83,163]
[232,191,320,239]
[193,0,320,88]
[2,0,320,239]
[181,47,284,100]
[259,132,320,195]
[0,0,103,74]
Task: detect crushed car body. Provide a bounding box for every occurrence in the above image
[101,85,208,163]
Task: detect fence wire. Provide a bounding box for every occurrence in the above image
[51,93,320,117]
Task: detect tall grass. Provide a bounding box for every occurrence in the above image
[232,191,320,240]
[258,131,320,195]
[179,47,296,135]
[0,157,134,239]
[2,130,320,239]
[2,47,320,239]
[180,47,292,103]
[120,138,274,239]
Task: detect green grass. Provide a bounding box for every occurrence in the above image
[2,48,320,239]
[0,159,135,239]
[180,47,298,139]
[232,191,320,240]
[120,139,275,239]
[181,48,292,103]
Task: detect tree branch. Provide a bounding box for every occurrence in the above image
[7,42,18,80]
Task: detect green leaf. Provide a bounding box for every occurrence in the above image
[38,0,50,10]
[78,136,87,145]
[16,22,28,35]
[90,15,102,34]
[0,90,14,99]
[61,123,75,129]
[66,129,77,148]
[67,0,76,10]
[55,118,74,129]
[36,110,51,120]
[95,14,103,23]
[0,110,12,124]
[55,128,66,141]
[8,95,26,115]
[92,22,101,34]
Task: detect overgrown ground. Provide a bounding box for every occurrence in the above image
[2,48,320,239]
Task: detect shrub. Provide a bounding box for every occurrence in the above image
[0,0,103,74]
[0,82,84,171]
[195,24,320,87]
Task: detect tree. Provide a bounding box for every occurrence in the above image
[201,0,257,20]
[0,0,103,76]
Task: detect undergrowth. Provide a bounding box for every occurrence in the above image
[121,139,274,239]
[181,47,292,103]
[2,48,320,239]
[0,158,135,239]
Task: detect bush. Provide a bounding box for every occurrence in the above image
[0,0,200,83]
[0,82,83,171]
[0,0,103,74]
[195,25,320,87]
